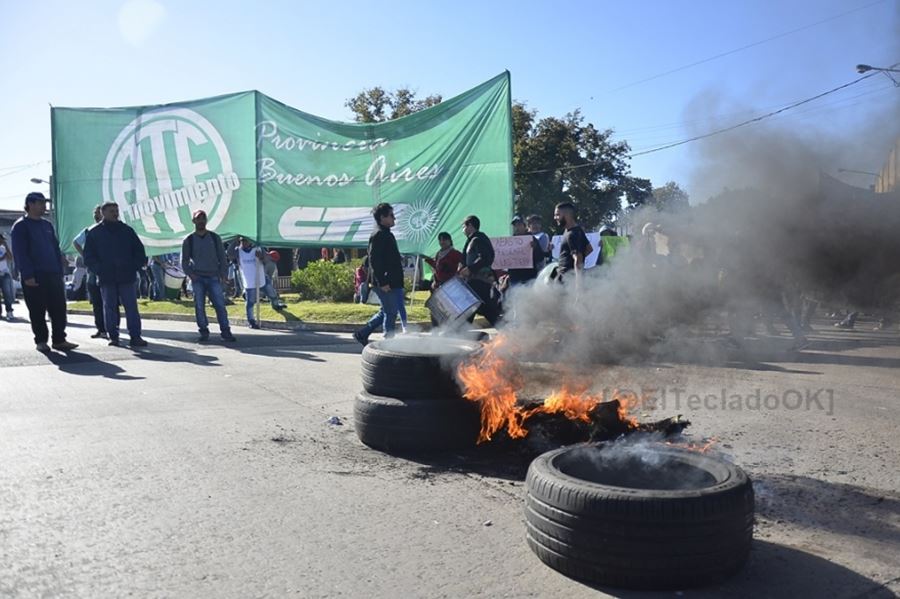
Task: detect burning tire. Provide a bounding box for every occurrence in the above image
[353,391,480,452]
[360,336,480,400]
[524,443,754,590]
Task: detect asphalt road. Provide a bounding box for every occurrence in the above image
[1,313,899,598]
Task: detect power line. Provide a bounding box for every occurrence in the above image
[600,0,889,95]
[622,85,895,147]
[629,71,889,157]
[0,160,50,173]
[519,69,893,175]
[611,78,887,136]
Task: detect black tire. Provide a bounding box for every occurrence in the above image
[353,391,480,452]
[360,336,480,400]
[524,443,754,590]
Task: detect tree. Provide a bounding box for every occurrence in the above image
[345,87,442,123]
[650,181,690,212]
[513,103,651,230]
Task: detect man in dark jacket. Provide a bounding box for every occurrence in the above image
[460,214,501,325]
[10,192,78,352]
[554,202,592,291]
[84,202,148,347]
[353,202,404,345]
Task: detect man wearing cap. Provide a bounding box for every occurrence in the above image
[181,210,236,342]
[527,214,552,267]
[83,201,148,347]
[9,192,77,351]
[506,215,543,286]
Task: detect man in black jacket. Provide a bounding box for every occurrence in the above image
[353,203,404,346]
[84,202,148,347]
[460,214,501,325]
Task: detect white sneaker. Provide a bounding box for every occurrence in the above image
[6,312,12,321]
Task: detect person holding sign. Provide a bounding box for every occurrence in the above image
[506,215,543,286]
[554,202,592,289]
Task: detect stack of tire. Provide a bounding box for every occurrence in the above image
[524,443,754,590]
[354,336,483,453]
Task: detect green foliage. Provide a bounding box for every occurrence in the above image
[345,87,443,123]
[290,260,355,302]
[513,103,652,230]
[651,181,690,212]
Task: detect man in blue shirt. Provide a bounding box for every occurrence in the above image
[9,192,78,352]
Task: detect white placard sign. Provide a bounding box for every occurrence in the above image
[491,235,535,270]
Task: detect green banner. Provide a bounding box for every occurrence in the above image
[52,73,513,256]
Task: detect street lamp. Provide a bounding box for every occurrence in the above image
[30,177,49,185]
[856,64,900,74]
[856,63,900,86]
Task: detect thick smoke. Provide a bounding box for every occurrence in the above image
[496,76,900,366]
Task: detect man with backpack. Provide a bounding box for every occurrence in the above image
[181,210,236,343]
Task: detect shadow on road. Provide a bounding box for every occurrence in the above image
[587,540,894,598]
[754,473,900,548]
[138,327,362,361]
[43,350,145,380]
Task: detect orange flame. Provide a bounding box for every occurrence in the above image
[457,337,643,443]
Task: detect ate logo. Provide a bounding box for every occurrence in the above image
[102,107,241,247]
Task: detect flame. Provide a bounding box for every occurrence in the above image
[456,337,525,442]
[613,389,641,428]
[457,336,643,443]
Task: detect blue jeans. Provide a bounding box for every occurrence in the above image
[100,282,142,340]
[0,271,13,310]
[245,288,260,324]
[263,276,280,302]
[360,286,404,338]
[192,276,231,334]
[150,262,166,300]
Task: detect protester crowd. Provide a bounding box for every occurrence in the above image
[4,190,895,353]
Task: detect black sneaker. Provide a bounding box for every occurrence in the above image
[90,331,108,339]
[129,337,148,348]
[353,329,369,346]
[198,330,210,342]
[221,332,237,342]
[108,338,120,347]
[249,321,261,330]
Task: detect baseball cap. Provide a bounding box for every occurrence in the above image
[511,214,524,224]
[25,192,49,203]
[192,209,207,219]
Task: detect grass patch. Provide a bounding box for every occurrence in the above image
[68,292,432,324]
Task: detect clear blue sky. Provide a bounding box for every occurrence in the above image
[0,0,897,210]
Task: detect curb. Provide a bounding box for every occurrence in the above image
[67,309,431,334]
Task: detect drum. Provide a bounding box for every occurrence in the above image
[163,266,186,300]
[425,277,482,326]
